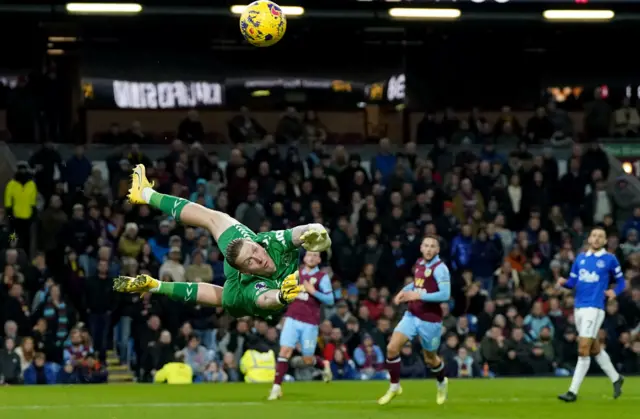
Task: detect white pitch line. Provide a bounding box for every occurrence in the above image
[1,396,639,410]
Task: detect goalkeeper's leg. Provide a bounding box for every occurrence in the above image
[113,274,223,306]
[129,164,237,241]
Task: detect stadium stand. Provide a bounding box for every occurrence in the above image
[1,1,640,388]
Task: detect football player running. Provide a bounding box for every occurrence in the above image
[112,164,331,320]
[378,236,451,406]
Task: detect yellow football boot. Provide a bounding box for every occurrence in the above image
[378,386,403,405]
[128,164,155,204]
[113,274,159,294]
[436,377,449,405]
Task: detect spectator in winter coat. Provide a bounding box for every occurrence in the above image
[470,228,502,292]
[523,301,555,342]
[189,179,214,209]
[370,138,397,185]
[453,178,485,225]
[528,343,554,375]
[37,195,68,254]
[64,145,92,193]
[330,349,358,380]
[23,352,58,385]
[0,337,21,384]
[451,224,473,271]
[181,335,214,382]
[77,353,108,384]
[399,342,426,378]
[118,223,145,259]
[323,328,351,362]
[148,220,172,262]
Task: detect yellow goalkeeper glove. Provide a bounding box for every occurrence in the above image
[278,272,303,304]
[300,228,331,252]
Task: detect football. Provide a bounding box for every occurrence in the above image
[239,1,287,47]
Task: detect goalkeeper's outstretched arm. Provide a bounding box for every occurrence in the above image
[291,223,331,251]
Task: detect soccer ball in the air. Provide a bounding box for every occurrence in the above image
[239,1,287,47]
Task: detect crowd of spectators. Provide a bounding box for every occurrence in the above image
[1,115,640,385]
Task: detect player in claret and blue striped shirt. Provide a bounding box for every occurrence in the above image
[556,226,625,402]
[378,235,451,406]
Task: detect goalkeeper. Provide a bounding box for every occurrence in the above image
[113,164,332,319]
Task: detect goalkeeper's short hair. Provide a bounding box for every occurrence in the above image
[225,238,246,270]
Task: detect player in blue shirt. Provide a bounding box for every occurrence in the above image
[556,226,625,402]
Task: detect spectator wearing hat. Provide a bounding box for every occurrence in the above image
[529,342,554,375]
[118,223,145,259]
[189,179,214,209]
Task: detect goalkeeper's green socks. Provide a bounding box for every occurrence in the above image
[142,188,190,222]
[154,282,199,304]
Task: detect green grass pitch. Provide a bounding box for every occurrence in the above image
[0,377,636,419]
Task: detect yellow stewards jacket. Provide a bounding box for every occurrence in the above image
[153,362,193,384]
[4,178,37,220]
[240,349,276,383]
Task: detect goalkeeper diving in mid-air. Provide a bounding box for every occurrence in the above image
[112,164,331,320]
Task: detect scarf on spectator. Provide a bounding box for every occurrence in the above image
[357,345,380,369]
[43,299,69,346]
[66,344,90,364]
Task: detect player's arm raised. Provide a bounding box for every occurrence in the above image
[306,273,335,306]
[291,223,332,252]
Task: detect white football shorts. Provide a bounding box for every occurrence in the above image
[574,307,605,339]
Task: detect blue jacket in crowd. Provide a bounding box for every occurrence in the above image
[451,234,473,270]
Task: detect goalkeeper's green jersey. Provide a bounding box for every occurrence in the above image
[218,224,300,319]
